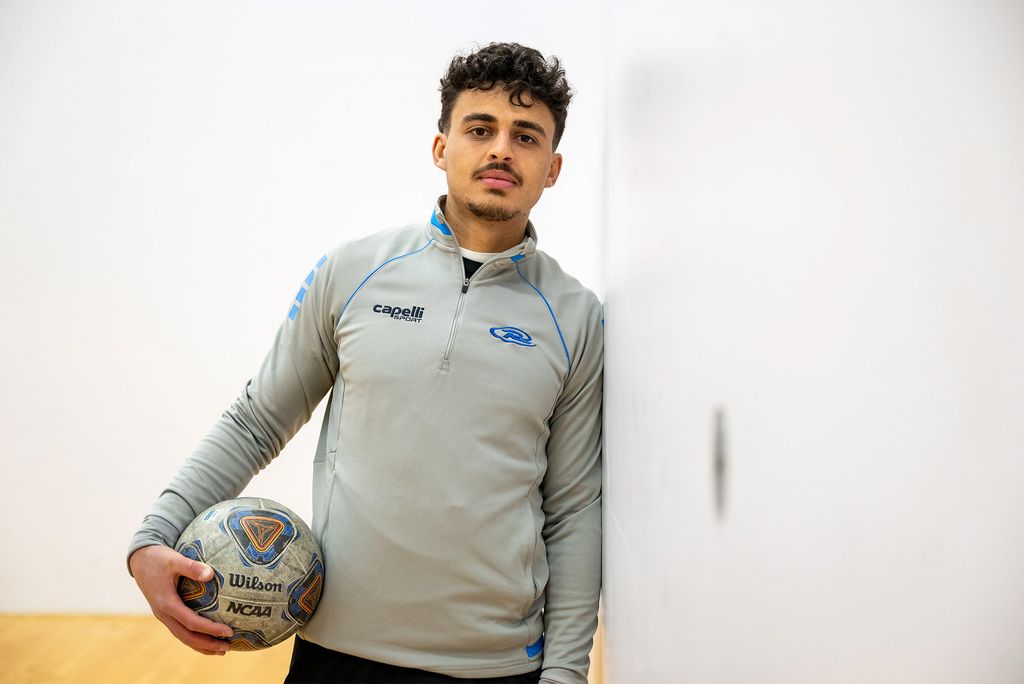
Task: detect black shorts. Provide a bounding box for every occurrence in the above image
[283,637,543,684]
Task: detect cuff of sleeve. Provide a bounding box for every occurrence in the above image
[539,669,585,684]
[125,515,183,576]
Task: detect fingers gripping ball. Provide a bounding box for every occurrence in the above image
[175,497,325,651]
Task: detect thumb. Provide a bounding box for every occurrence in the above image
[176,555,216,583]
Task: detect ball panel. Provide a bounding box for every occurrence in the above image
[227,507,297,565]
[175,540,221,614]
[286,555,325,626]
[279,541,314,581]
[229,629,273,651]
[176,505,234,561]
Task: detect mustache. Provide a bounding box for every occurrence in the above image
[474,163,522,184]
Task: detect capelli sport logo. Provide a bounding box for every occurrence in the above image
[373,304,425,323]
[490,326,536,347]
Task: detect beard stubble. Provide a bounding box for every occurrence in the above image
[466,195,521,222]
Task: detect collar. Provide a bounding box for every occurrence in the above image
[426,195,538,267]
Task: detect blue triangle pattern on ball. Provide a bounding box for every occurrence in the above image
[226,507,296,565]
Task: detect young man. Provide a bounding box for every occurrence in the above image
[128,42,603,684]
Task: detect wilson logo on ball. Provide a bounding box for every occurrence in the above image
[228,573,284,593]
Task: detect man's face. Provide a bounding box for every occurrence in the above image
[432,88,562,224]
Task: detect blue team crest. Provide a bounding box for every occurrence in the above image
[490,326,536,347]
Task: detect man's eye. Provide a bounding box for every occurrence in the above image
[470,127,489,136]
[517,134,536,144]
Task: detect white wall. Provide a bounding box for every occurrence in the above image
[602,1,1024,682]
[0,1,604,613]
[9,5,1021,680]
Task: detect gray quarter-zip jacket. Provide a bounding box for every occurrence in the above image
[128,197,603,684]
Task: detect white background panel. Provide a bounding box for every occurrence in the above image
[603,1,1024,681]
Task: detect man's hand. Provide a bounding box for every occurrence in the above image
[129,544,235,655]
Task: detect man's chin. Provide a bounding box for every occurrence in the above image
[466,200,521,223]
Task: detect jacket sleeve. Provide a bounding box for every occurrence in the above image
[126,252,341,570]
[539,301,604,684]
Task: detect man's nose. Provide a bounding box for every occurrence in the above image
[487,131,514,161]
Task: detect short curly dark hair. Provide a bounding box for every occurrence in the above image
[438,42,573,150]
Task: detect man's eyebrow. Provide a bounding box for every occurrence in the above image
[462,113,498,125]
[513,119,548,138]
[461,113,548,139]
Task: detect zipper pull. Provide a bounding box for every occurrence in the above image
[461,277,469,294]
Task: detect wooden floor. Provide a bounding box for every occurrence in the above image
[0,615,603,684]
[0,615,293,684]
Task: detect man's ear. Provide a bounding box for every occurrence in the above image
[544,152,563,188]
[432,133,448,171]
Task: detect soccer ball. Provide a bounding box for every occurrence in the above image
[174,497,324,651]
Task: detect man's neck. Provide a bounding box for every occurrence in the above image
[441,195,529,253]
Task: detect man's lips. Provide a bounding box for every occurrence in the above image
[480,177,516,189]
[476,169,519,188]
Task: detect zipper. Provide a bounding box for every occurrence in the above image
[440,267,472,371]
[438,248,524,371]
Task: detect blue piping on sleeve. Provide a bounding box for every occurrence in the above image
[340,238,435,318]
[525,634,544,657]
[515,262,571,375]
[287,254,329,321]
